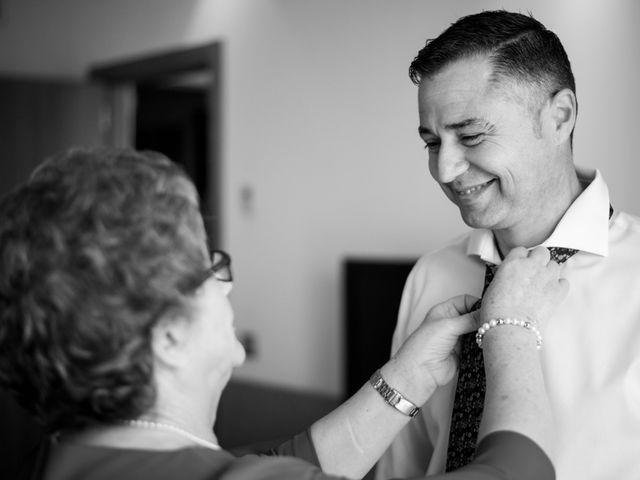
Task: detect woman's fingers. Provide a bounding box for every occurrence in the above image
[448,311,479,336]
[558,277,570,297]
[426,294,480,321]
[481,246,569,326]
[505,245,529,260]
[527,245,551,263]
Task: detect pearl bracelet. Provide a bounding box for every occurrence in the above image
[475,317,543,350]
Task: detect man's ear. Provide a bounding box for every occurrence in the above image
[549,88,577,144]
[151,316,191,368]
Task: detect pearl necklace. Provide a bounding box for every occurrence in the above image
[124,419,220,450]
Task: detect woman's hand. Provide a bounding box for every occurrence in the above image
[310,295,478,478]
[478,246,569,460]
[481,246,569,328]
[389,294,479,401]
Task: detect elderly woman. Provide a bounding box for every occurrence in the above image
[0,148,566,480]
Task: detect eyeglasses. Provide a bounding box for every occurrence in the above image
[209,249,233,283]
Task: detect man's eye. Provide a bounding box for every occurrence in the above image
[461,134,483,146]
[424,141,440,152]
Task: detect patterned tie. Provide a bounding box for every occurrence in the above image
[445,246,578,470]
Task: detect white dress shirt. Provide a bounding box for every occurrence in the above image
[375,167,640,480]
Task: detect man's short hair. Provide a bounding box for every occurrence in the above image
[409,10,576,106]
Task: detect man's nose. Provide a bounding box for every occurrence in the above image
[434,145,469,183]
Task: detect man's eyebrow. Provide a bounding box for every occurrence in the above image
[418,118,494,136]
[446,118,495,131]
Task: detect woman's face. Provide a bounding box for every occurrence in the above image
[187,278,246,380]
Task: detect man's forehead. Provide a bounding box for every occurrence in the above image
[416,73,529,134]
[417,60,496,114]
[417,82,496,133]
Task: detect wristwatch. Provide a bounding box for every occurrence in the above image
[369,369,420,418]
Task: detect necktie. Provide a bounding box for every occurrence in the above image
[445,246,578,470]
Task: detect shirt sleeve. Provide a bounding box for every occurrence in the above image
[265,430,321,466]
[228,430,320,467]
[222,431,344,480]
[404,431,555,480]
[224,431,552,480]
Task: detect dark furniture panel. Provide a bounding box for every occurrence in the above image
[343,258,416,398]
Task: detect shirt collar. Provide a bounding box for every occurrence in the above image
[467,166,610,263]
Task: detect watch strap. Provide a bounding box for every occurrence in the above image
[369,369,420,418]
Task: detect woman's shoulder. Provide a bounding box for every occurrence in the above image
[42,442,342,480]
[42,443,233,480]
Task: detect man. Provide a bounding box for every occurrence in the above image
[376,10,640,480]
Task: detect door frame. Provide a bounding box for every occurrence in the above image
[89,42,223,249]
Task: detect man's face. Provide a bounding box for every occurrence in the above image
[417,56,560,237]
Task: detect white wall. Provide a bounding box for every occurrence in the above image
[1,0,639,396]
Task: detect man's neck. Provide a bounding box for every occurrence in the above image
[494,225,552,258]
[494,168,583,255]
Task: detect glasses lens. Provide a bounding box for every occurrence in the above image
[210,250,232,282]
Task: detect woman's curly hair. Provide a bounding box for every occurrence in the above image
[0,147,210,432]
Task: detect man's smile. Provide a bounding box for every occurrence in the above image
[451,178,497,197]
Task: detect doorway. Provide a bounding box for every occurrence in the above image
[135,83,209,209]
[90,43,222,248]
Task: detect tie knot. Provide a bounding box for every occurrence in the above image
[547,247,578,264]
